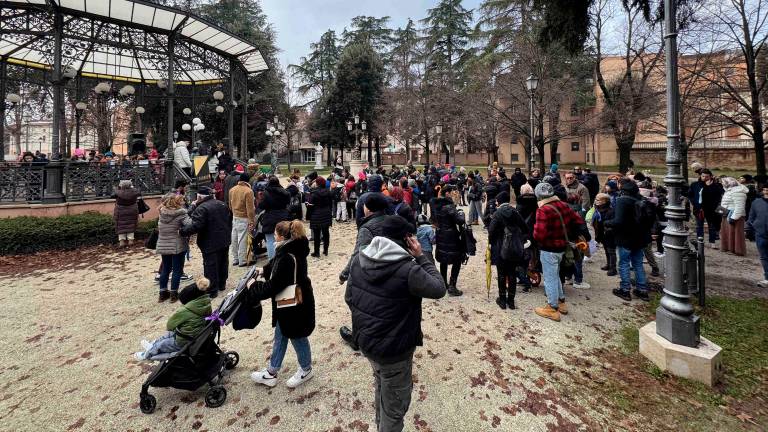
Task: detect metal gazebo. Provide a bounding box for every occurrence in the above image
[0,0,268,202]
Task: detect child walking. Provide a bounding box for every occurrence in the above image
[416,214,436,263]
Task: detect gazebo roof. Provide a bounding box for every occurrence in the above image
[0,0,268,84]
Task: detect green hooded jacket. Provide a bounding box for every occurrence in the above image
[166,295,212,345]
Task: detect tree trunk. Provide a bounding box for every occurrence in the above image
[405,138,410,164]
[752,117,766,176]
[549,115,560,166]
[617,137,634,174]
[366,129,373,166]
[424,125,430,166]
[375,135,381,167]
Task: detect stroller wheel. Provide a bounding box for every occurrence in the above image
[224,351,239,370]
[139,393,156,414]
[205,386,227,408]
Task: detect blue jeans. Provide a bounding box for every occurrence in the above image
[159,252,186,292]
[617,246,647,292]
[268,323,312,374]
[265,233,276,259]
[756,237,768,280]
[540,250,565,308]
[574,257,584,284]
[146,331,182,359]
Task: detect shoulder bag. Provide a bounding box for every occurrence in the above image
[275,253,304,308]
[546,204,579,268]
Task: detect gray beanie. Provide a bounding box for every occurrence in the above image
[534,182,554,200]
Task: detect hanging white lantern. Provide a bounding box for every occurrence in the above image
[192,117,201,125]
[75,102,87,110]
[120,85,135,96]
[213,90,224,100]
[198,123,205,131]
[215,105,225,113]
[135,106,145,114]
[94,82,111,94]
[182,107,192,115]
[5,93,21,104]
[231,100,238,107]
[182,123,191,131]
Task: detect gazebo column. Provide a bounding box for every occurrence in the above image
[0,58,6,162]
[164,35,176,190]
[240,76,248,159]
[44,11,65,203]
[228,59,235,158]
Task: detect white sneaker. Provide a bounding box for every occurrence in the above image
[251,369,278,387]
[140,339,152,351]
[134,351,147,361]
[757,280,768,288]
[286,367,314,388]
[573,282,591,289]
[583,256,593,263]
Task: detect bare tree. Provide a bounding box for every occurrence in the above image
[688,0,768,175]
[591,0,664,172]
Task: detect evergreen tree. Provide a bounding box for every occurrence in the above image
[386,19,421,160]
[289,30,342,106]
[342,16,394,55]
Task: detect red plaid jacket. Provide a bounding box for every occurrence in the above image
[533,198,585,252]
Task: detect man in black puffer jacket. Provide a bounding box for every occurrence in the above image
[181,186,232,297]
[346,216,446,432]
[355,174,393,226]
[259,176,292,259]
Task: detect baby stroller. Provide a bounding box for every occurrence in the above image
[138,268,257,414]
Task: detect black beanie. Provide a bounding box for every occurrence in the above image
[496,191,510,204]
[239,172,251,183]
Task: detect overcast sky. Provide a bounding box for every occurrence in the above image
[260,0,483,71]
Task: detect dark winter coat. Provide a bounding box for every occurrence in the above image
[593,204,616,248]
[308,187,333,229]
[345,234,446,364]
[113,188,139,234]
[488,203,529,265]
[223,173,241,208]
[605,182,651,250]
[688,179,724,214]
[516,193,538,234]
[286,184,303,220]
[432,197,466,264]
[746,197,768,240]
[247,237,315,339]
[217,153,234,173]
[180,196,232,253]
[340,212,388,281]
[510,172,527,196]
[156,207,190,255]
[582,173,600,202]
[259,185,292,234]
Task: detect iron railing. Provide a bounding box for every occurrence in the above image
[0,161,167,205]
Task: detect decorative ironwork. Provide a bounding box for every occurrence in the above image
[0,163,45,203]
[0,161,165,204]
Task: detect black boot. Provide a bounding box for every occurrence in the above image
[496,291,507,310]
[447,275,463,296]
[339,326,359,351]
[507,285,517,310]
[607,253,617,276]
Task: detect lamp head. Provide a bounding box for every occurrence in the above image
[526,74,539,92]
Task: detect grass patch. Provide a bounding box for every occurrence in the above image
[623,293,768,402]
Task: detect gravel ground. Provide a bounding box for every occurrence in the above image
[1,207,762,432]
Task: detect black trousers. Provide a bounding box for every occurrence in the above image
[202,248,229,294]
[439,262,462,286]
[346,201,356,220]
[312,226,330,254]
[497,264,517,299]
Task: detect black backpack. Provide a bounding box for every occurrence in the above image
[500,223,525,262]
[461,224,477,256]
[634,198,656,229]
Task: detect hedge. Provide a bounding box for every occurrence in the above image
[0,211,157,255]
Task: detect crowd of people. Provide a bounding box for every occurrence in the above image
[117,156,768,432]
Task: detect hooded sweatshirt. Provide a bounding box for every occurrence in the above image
[345,235,446,364]
[166,295,212,345]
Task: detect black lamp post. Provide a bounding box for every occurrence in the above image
[526,73,539,175]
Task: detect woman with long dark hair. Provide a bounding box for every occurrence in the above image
[431,187,466,296]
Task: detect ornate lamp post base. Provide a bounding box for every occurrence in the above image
[655,306,700,346]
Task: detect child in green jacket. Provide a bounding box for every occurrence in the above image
[134,277,212,361]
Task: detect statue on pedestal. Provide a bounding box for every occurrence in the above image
[314,143,324,170]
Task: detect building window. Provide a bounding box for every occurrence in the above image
[571,141,580,151]
[511,154,519,162]
[302,149,315,163]
[556,153,561,162]
[586,153,590,162]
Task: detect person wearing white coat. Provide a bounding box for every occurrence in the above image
[174,141,193,177]
[720,177,748,256]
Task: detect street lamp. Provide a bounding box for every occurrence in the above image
[526,73,539,174]
[347,114,367,165]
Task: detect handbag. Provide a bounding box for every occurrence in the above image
[275,254,303,308]
[144,229,159,250]
[546,204,577,268]
[137,197,150,215]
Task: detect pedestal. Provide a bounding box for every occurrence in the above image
[639,321,722,387]
[314,145,324,170]
[42,162,66,203]
[348,159,365,177]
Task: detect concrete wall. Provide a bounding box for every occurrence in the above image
[0,195,164,219]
